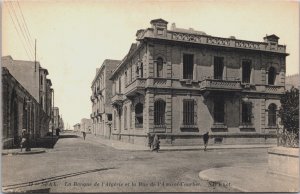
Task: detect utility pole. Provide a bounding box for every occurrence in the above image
[34,39,37,72]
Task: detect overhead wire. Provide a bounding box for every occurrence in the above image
[4,1,32,61]
[7,1,34,60]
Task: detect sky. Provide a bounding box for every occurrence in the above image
[2,0,299,128]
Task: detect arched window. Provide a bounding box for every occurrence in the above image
[124,106,127,129]
[154,100,166,126]
[135,103,143,128]
[157,57,163,77]
[268,103,277,126]
[268,67,276,85]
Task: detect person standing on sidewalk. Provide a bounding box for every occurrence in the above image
[147,133,154,150]
[20,129,26,152]
[82,131,86,140]
[152,134,160,152]
[203,132,209,151]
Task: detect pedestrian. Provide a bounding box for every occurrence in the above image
[82,131,86,140]
[203,132,209,151]
[56,128,60,136]
[152,134,160,152]
[20,129,27,152]
[147,133,154,150]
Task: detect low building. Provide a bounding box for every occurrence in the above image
[109,19,288,146]
[2,67,49,148]
[90,59,120,138]
[286,74,299,90]
[73,123,81,132]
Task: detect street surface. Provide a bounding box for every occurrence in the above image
[2,132,269,192]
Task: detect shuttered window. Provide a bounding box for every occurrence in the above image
[268,103,277,126]
[242,102,252,124]
[214,57,224,80]
[242,60,251,83]
[183,54,194,79]
[154,100,166,127]
[157,57,163,77]
[214,98,225,123]
[183,100,196,125]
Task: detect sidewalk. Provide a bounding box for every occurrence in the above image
[85,133,274,151]
[2,148,46,155]
[199,165,299,192]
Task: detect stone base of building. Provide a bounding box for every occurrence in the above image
[111,133,277,146]
[2,138,15,149]
[268,147,299,178]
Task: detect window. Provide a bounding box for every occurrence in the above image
[118,77,121,93]
[242,102,252,124]
[268,67,276,85]
[124,106,127,129]
[113,111,117,129]
[214,98,225,123]
[183,54,194,79]
[157,57,163,77]
[140,63,143,78]
[125,71,128,86]
[40,75,43,85]
[135,103,143,128]
[157,28,164,35]
[154,100,166,126]
[107,114,112,121]
[242,60,251,83]
[214,57,224,80]
[183,100,196,125]
[268,104,277,126]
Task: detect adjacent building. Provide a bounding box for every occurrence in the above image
[2,67,50,148]
[286,74,299,90]
[90,59,121,138]
[109,19,288,145]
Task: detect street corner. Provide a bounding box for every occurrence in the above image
[2,148,46,156]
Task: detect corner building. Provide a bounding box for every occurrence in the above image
[110,19,288,146]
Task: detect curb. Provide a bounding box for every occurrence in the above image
[2,149,46,156]
[116,145,274,151]
[199,168,248,192]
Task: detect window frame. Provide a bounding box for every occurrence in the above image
[183,54,194,80]
[154,100,166,127]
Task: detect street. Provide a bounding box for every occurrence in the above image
[2,132,269,193]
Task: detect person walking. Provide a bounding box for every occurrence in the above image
[152,134,160,152]
[20,129,26,152]
[147,133,154,150]
[82,131,86,140]
[203,132,209,151]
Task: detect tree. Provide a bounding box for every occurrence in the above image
[278,87,299,147]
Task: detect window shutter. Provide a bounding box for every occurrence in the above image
[194,100,197,125]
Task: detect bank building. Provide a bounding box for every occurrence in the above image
[96,19,287,146]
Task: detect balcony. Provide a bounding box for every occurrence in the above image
[265,85,285,94]
[111,93,126,107]
[125,78,146,97]
[90,95,95,102]
[200,79,242,91]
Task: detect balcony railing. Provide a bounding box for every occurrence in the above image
[265,85,285,94]
[200,79,242,91]
[125,78,146,96]
[111,93,125,106]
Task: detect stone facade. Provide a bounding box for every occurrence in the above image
[109,19,288,146]
[2,67,50,148]
[90,59,121,138]
[285,74,299,90]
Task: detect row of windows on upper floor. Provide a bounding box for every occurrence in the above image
[113,55,280,94]
[112,99,278,130]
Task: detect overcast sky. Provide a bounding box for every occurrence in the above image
[3,0,299,128]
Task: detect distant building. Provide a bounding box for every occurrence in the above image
[90,59,120,138]
[80,118,93,133]
[73,123,81,132]
[109,19,288,145]
[2,67,50,148]
[285,74,299,90]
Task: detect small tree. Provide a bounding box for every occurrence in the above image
[278,87,299,147]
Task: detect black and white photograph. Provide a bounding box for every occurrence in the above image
[1,0,299,193]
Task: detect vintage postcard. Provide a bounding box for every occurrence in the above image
[1,0,299,193]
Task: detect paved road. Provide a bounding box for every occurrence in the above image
[2,132,269,192]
